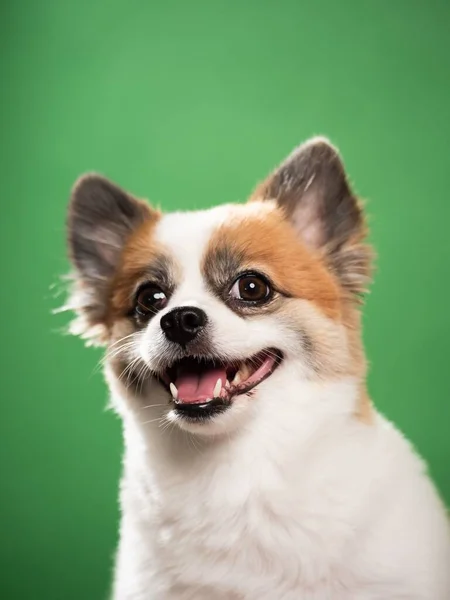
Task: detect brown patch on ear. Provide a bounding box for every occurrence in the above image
[203,206,342,320]
[250,138,373,300]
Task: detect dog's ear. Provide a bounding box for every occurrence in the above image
[68,174,155,279]
[250,137,372,297]
[66,174,158,343]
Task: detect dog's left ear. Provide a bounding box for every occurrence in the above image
[250,137,372,297]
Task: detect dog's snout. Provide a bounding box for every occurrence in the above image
[160,306,207,346]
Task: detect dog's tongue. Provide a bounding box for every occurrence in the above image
[175,366,227,404]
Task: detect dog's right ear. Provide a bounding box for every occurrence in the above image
[68,174,156,280]
[66,174,159,343]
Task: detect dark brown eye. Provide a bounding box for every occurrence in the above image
[230,273,271,303]
[135,285,168,316]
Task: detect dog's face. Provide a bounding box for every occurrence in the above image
[66,138,372,435]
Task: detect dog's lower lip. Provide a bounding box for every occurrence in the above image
[171,397,231,420]
[158,348,283,414]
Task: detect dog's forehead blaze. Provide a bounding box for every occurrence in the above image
[107,205,230,321]
[203,205,342,320]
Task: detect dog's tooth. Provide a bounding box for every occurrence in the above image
[225,379,231,390]
[169,383,178,400]
[232,371,242,386]
[213,378,222,397]
[240,363,251,380]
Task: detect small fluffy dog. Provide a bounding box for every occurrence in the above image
[65,138,450,599]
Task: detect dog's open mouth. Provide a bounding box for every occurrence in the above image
[159,348,282,419]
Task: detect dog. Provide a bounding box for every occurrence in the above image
[65,137,450,599]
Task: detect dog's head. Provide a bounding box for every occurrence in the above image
[66,138,372,435]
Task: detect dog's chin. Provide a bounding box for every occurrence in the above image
[164,395,255,436]
[156,348,283,436]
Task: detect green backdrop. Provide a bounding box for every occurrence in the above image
[2,1,449,598]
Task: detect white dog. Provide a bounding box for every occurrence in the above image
[65,137,450,599]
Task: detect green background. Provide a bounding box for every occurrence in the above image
[2,1,449,598]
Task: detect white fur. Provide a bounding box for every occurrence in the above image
[105,208,450,600]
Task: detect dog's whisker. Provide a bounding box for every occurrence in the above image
[141,416,165,426]
[136,362,152,395]
[102,342,137,364]
[108,332,138,350]
[118,357,142,386]
[92,341,138,376]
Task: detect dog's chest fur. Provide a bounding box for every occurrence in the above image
[119,435,354,599]
[113,381,450,600]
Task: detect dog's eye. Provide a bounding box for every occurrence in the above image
[135,285,168,316]
[230,273,271,303]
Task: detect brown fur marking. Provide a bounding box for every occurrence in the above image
[108,216,167,324]
[203,205,342,321]
[203,203,373,422]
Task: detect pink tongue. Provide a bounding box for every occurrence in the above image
[175,367,227,404]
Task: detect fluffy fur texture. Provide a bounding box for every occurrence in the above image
[65,137,450,599]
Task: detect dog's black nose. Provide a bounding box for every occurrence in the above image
[160,306,207,346]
